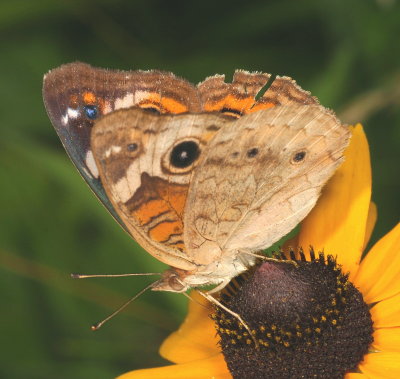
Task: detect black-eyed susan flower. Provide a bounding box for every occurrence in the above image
[118,125,400,378]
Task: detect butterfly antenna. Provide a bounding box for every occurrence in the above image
[91,280,162,330]
[71,272,161,279]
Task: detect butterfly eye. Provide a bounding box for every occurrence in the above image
[83,105,99,120]
[291,150,307,164]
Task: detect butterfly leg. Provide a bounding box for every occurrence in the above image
[239,250,298,267]
[197,290,259,349]
[207,279,232,294]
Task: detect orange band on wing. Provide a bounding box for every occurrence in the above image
[203,95,255,114]
[133,199,171,226]
[160,97,189,114]
[249,102,275,113]
[157,184,187,218]
[137,93,188,114]
[83,91,96,104]
[148,219,183,243]
[126,174,188,251]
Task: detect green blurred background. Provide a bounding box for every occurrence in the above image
[1,0,399,378]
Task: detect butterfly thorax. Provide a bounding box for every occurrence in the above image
[153,249,257,292]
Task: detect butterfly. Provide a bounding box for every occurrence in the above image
[43,62,350,294]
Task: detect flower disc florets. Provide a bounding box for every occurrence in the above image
[213,251,373,379]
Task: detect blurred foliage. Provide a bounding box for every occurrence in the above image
[0,0,399,378]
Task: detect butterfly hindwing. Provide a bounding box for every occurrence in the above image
[184,104,350,265]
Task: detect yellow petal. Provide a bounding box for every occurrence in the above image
[362,202,377,251]
[373,328,400,352]
[359,352,400,378]
[297,125,371,278]
[354,223,400,303]
[160,291,220,364]
[345,373,365,378]
[370,293,400,328]
[116,354,231,379]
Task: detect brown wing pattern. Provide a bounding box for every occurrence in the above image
[184,104,350,265]
[198,70,318,117]
[91,108,230,269]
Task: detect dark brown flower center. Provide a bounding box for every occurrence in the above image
[213,251,373,379]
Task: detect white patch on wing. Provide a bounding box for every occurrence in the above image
[112,177,132,204]
[112,161,141,203]
[85,150,99,178]
[67,108,80,119]
[104,145,122,158]
[61,114,68,125]
[134,90,150,104]
[114,93,134,110]
[104,101,112,114]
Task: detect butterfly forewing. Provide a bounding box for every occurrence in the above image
[43,62,201,233]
